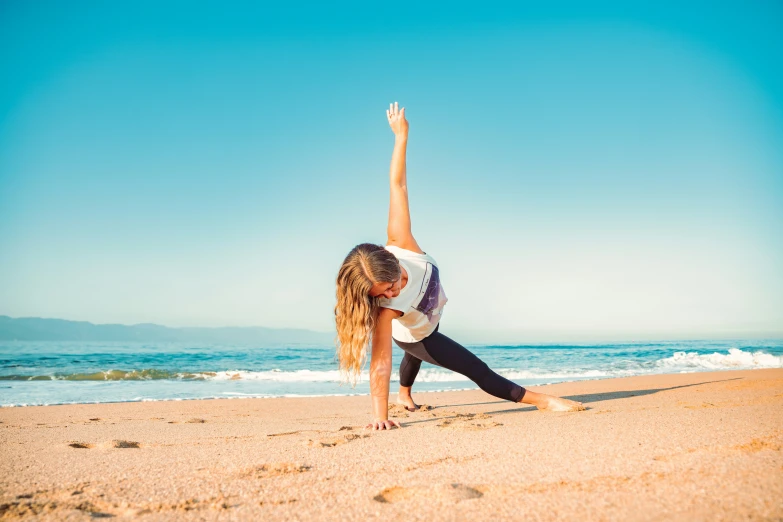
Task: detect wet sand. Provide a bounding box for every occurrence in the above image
[1,368,782,521]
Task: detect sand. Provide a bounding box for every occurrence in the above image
[1,368,782,521]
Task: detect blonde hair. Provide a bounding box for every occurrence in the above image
[334,243,401,385]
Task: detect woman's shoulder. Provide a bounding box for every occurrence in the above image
[385,244,439,268]
[385,243,429,258]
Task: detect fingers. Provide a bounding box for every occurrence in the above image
[386,102,406,126]
[386,102,404,117]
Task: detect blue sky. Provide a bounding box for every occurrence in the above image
[1,1,781,341]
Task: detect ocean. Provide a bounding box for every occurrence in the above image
[1,340,781,407]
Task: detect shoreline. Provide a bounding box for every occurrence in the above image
[2,368,782,520]
[4,365,783,409]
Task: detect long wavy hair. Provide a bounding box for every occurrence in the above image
[335,243,401,385]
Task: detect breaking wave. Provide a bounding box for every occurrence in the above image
[654,348,783,371]
[2,348,780,383]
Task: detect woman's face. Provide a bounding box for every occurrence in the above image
[368,276,402,299]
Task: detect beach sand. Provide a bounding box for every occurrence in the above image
[1,368,782,521]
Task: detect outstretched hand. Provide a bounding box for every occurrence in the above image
[386,101,408,138]
[365,418,402,431]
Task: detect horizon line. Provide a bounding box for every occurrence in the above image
[1,315,782,344]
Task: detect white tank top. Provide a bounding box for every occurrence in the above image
[378,245,448,342]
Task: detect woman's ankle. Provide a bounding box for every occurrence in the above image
[519,390,547,407]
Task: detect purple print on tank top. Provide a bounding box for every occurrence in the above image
[414,264,447,321]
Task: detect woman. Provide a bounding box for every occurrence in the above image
[335,102,585,430]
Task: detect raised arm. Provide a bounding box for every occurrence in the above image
[386,102,424,254]
[367,307,401,430]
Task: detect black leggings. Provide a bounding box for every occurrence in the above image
[394,325,526,403]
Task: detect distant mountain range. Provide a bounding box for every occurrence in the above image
[0,316,334,344]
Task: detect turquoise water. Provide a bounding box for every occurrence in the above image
[1,340,781,406]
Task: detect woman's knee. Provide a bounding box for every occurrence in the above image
[460,359,493,384]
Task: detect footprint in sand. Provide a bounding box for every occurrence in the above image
[374,483,483,503]
[3,494,115,519]
[259,498,298,506]
[732,438,783,452]
[241,462,311,478]
[437,413,502,431]
[110,440,140,449]
[307,433,369,448]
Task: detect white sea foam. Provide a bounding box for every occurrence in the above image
[197,349,781,383]
[208,369,344,382]
[203,368,558,383]
[655,348,783,371]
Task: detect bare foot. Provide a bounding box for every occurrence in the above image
[537,396,586,412]
[396,395,420,412]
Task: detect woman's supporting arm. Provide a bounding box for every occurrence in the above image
[367,307,401,430]
[386,102,424,254]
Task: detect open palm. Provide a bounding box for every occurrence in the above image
[386,101,408,137]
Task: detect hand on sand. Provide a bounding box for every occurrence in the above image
[366,419,402,430]
[386,101,408,138]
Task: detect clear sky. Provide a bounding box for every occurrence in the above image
[1,1,781,342]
